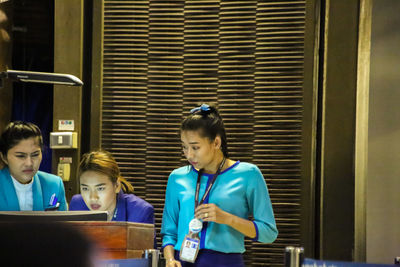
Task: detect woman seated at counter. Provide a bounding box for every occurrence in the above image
[69,150,155,224]
[0,121,67,211]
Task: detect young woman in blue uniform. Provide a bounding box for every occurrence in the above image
[0,121,67,211]
[161,104,278,267]
[69,150,154,224]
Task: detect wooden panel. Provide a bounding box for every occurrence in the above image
[68,221,154,259]
[319,0,360,260]
[53,0,84,200]
[77,224,129,249]
[128,225,155,250]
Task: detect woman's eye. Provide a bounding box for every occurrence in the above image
[192,146,199,151]
[81,187,88,191]
[97,187,106,191]
[16,155,26,159]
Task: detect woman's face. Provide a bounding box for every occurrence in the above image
[181,130,221,173]
[80,170,120,218]
[1,137,42,184]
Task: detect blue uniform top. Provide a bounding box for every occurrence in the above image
[0,167,67,211]
[161,161,278,253]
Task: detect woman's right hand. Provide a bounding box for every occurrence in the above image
[166,258,181,267]
[164,245,181,267]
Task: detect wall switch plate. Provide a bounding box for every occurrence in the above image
[50,132,78,149]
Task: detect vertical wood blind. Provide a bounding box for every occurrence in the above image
[98,0,305,265]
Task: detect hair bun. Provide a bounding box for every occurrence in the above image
[190,103,212,115]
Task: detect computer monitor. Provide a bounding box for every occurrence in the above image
[0,211,108,222]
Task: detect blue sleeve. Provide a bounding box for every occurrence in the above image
[246,166,278,243]
[161,174,180,248]
[142,205,155,225]
[124,194,154,224]
[69,194,88,210]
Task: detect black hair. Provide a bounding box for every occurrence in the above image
[181,103,229,157]
[0,121,43,157]
[78,150,134,194]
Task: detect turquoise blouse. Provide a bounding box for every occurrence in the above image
[161,161,278,253]
[0,167,67,211]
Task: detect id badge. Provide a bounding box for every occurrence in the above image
[189,218,202,234]
[179,235,200,263]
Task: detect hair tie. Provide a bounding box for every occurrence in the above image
[190,104,210,114]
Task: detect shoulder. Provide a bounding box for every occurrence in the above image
[170,165,192,177]
[0,167,10,178]
[36,171,63,185]
[0,168,12,194]
[229,162,265,183]
[122,193,154,223]
[70,194,84,202]
[69,194,87,210]
[232,162,261,174]
[0,168,8,180]
[123,193,153,211]
[167,165,195,188]
[0,167,7,174]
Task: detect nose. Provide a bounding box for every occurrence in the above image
[90,190,99,200]
[186,148,194,161]
[25,156,34,166]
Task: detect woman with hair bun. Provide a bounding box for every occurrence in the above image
[161,104,278,267]
[69,150,154,224]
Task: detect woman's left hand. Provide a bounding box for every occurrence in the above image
[195,203,230,225]
[195,203,257,238]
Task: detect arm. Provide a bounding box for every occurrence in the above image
[57,177,68,211]
[195,165,278,243]
[246,166,278,242]
[163,245,181,267]
[142,205,155,224]
[69,194,90,211]
[195,204,256,238]
[161,174,180,256]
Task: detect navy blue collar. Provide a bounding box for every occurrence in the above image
[191,160,240,177]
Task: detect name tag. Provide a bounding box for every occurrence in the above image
[179,235,200,263]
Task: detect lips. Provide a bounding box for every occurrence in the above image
[90,204,101,210]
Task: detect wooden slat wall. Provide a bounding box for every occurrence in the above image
[252,2,304,265]
[98,0,305,265]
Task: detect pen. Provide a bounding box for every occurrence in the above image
[45,193,59,211]
[49,193,58,206]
